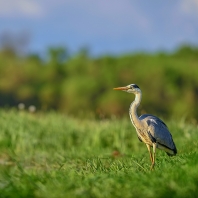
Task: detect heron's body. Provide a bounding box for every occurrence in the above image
[114,84,177,169]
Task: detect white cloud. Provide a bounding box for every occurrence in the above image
[180,0,198,17]
[80,0,150,30]
[53,0,152,39]
[0,0,151,32]
[0,0,44,18]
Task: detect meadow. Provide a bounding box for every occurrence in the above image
[0,109,198,198]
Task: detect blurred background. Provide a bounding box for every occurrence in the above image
[0,0,198,120]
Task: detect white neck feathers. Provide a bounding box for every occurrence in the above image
[129,92,142,129]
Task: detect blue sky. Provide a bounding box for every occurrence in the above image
[0,0,198,56]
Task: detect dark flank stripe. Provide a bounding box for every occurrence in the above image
[148,131,156,143]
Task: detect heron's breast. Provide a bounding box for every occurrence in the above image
[137,129,152,145]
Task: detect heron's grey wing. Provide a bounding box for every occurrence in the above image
[140,114,177,153]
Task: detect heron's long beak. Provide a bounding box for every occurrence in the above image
[113,86,128,91]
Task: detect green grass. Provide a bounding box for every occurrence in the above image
[0,109,198,198]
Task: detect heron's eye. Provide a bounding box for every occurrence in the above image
[130,85,134,89]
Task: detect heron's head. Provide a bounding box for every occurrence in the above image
[113,84,141,94]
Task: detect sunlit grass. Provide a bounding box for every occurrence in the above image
[0,109,198,197]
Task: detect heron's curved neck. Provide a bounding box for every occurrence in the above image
[129,92,142,128]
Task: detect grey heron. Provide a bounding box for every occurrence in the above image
[114,84,177,169]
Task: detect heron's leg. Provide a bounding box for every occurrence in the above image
[150,143,157,170]
[146,144,153,163]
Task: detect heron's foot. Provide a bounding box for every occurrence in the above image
[150,163,155,171]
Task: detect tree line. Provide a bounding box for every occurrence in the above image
[0,45,198,120]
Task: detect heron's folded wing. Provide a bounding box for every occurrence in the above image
[146,117,176,151]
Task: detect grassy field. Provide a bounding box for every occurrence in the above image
[0,109,198,198]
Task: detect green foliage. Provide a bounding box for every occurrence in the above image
[0,45,198,119]
[0,110,198,197]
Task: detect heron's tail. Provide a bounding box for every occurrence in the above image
[166,146,177,156]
